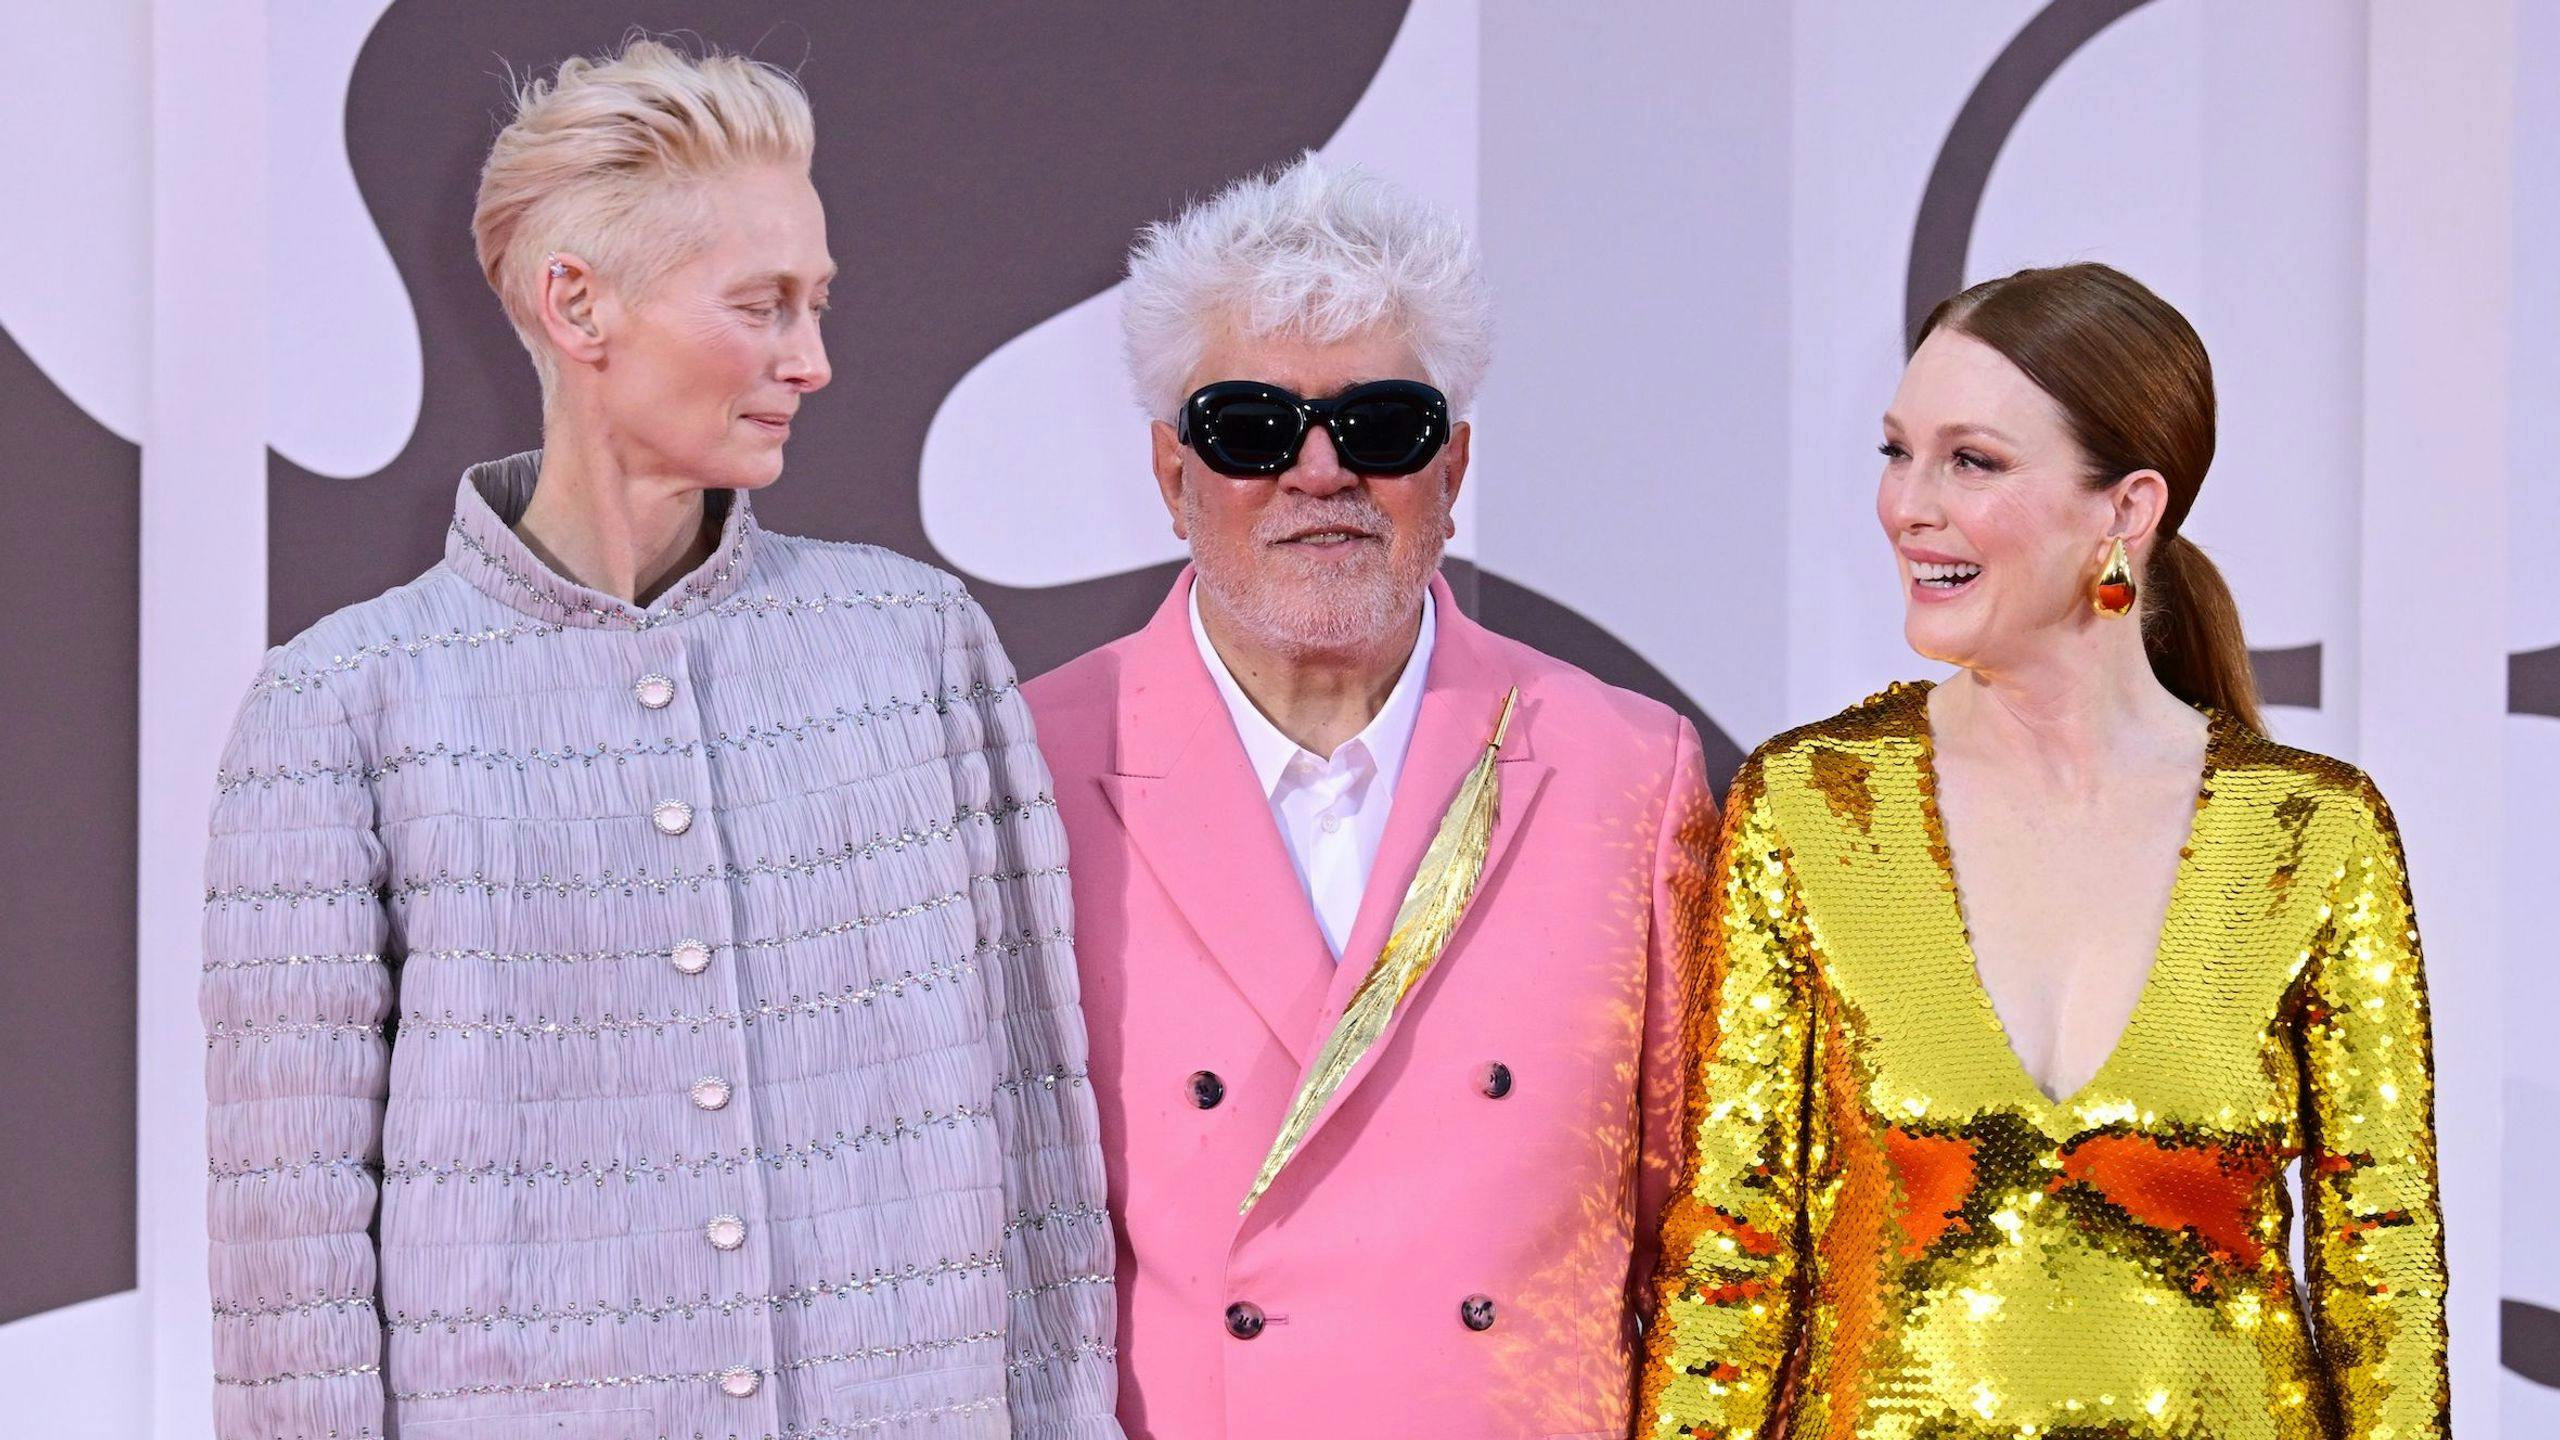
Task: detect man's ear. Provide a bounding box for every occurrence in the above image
[1152,420,1190,539]
[1438,420,1472,538]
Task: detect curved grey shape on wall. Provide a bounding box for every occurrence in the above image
[1903,0,2156,347]
[0,324,138,1325]
[2514,645,2560,718]
[2248,643,2321,712]
[2511,1301,2560,1387]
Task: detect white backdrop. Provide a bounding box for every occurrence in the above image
[0,2,2542,1435]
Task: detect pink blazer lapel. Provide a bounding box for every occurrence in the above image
[1097,570,1336,1066]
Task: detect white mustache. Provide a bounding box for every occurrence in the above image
[1255,502,1395,546]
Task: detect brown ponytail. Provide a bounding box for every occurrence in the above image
[1915,263,2264,733]
[2146,534,2261,732]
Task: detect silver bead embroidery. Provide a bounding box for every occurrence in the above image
[213,683,1015,792]
[382,1252,1009,1332]
[384,1328,1002,1402]
[380,1106,994,1186]
[378,805,1052,905]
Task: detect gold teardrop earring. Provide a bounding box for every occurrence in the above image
[2092,536,2136,618]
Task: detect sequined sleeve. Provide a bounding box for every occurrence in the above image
[1639,757,1814,1438]
[938,592,1124,1438]
[2297,779,2449,1439]
[1631,717,1719,1327]
[200,659,392,1437]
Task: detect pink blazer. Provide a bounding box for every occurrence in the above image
[1024,569,1713,1440]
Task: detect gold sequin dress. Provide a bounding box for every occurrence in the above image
[1639,682,2447,1440]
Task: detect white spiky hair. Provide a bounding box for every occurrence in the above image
[1121,151,1493,420]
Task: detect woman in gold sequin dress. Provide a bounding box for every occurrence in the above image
[1638,264,2448,1440]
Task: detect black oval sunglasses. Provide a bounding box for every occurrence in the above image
[1177,379,1450,478]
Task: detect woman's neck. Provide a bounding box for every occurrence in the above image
[515,422,720,605]
[1931,629,2203,792]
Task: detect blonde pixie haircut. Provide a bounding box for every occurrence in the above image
[472,36,815,391]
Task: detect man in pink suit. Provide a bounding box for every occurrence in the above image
[1023,154,1715,1439]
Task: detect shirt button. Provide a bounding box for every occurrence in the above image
[1225,1301,1265,1340]
[717,1366,761,1399]
[1188,1070,1225,1110]
[1481,1062,1514,1099]
[1460,1294,1497,1331]
[652,799,694,836]
[691,1076,733,1111]
[704,1214,747,1252]
[634,673,676,710]
[1319,814,1342,834]
[670,939,713,976]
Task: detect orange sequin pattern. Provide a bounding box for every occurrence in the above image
[1639,682,2448,1440]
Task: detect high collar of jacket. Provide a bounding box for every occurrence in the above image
[444,449,759,630]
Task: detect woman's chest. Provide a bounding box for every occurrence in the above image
[1777,772,2335,1132]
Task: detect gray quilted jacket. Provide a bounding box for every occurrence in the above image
[201,452,1121,1440]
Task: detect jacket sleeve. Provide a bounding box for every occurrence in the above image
[2298,777,2450,1440]
[1637,755,1815,1440]
[1631,716,1719,1321]
[937,590,1125,1439]
[200,661,393,1438]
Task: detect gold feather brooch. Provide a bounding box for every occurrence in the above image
[1241,686,1520,1215]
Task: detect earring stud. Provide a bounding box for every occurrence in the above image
[546,255,569,278]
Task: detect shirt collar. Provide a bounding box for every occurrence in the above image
[443,449,759,630]
[1188,578,1438,800]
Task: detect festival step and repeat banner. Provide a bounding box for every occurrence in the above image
[0,1,2544,1433]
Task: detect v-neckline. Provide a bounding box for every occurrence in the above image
[1904,680,2227,1118]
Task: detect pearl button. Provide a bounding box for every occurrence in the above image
[704,1214,747,1251]
[651,799,694,836]
[717,1366,761,1399]
[1224,1301,1265,1340]
[634,673,676,710]
[1460,1294,1497,1331]
[691,1076,733,1111]
[670,939,713,976]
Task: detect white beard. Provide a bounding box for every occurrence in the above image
[1183,480,1448,662]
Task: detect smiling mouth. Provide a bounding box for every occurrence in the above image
[1911,560,1983,592]
[744,415,792,432]
[1276,529,1377,548]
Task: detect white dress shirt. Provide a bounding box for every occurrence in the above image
[1190,583,1437,959]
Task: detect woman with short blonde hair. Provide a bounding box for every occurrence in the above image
[203,37,1122,1438]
